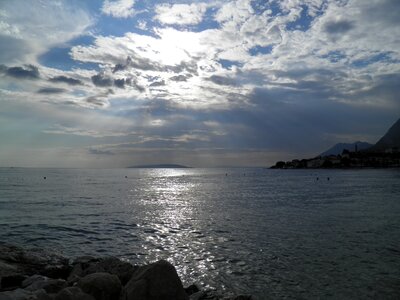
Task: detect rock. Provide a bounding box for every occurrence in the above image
[22,275,67,294]
[72,257,98,266]
[0,243,70,281]
[68,257,136,286]
[54,287,95,300]
[77,272,122,300]
[121,260,188,300]
[95,257,137,285]
[0,288,52,300]
[230,296,253,300]
[185,284,200,296]
[189,290,208,300]
[0,274,26,291]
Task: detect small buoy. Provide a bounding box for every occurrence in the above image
[327,177,330,181]
[225,173,228,176]
[316,177,319,181]
[125,176,128,178]
[43,177,46,180]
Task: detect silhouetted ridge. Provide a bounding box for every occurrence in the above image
[369,118,400,152]
[320,141,373,157]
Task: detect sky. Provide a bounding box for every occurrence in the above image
[0,0,399,168]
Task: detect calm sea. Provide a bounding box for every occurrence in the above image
[0,168,399,299]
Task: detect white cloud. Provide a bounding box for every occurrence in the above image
[101,0,135,18]
[154,3,209,25]
[0,1,92,64]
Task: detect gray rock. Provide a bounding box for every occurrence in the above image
[121,260,188,300]
[22,275,67,294]
[72,257,97,266]
[0,243,70,281]
[77,272,122,300]
[185,284,200,296]
[68,257,136,285]
[229,296,253,300]
[189,290,208,300]
[55,287,95,300]
[0,288,52,300]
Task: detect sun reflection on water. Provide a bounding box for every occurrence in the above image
[133,169,213,286]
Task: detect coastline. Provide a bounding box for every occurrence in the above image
[0,243,252,300]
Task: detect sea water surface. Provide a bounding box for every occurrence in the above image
[0,168,399,299]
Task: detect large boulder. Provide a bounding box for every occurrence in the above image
[22,275,67,294]
[54,287,95,300]
[0,288,52,300]
[121,260,189,300]
[68,257,136,285]
[0,243,70,288]
[77,272,122,300]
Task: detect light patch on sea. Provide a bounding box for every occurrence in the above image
[1,168,400,299]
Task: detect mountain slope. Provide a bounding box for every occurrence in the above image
[320,141,373,157]
[369,118,400,151]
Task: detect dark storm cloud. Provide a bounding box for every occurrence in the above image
[91,73,113,87]
[324,20,354,34]
[49,75,82,86]
[0,64,39,79]
[37,87,66,94]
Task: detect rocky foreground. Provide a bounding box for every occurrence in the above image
[0,243,252,300]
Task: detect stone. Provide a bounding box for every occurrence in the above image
[121,260,188,300]
[185,284,200,296]
[0,243,70,281]
[0,274,26,291]
[68,257,136,286]
[77,272,122,300]
[0,288,52,300]
[189,291,208,300]
[22,275,67,294]
[230,296,253,300]
[55,287,95,300]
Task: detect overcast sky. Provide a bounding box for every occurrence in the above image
[0,0,399,167]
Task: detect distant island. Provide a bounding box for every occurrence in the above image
[272,117,400,169]
[128,164,191,169]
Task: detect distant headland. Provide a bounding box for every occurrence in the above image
[271,117,400,169]
[128,164,191,169]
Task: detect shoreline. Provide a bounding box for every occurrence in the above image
[0,243,253,300]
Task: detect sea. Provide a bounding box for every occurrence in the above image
[0,167,399,299]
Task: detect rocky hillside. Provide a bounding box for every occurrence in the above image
[369,118,400,152]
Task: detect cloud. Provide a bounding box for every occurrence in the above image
[170,75,190,82]
[0,64,39,79]
[149,80,165,87]
[85,89,113,108]
[102,0,135,18]
[324,19,354,35]
[49,76,82,86]
[154,3,209,25]
[88,148,115,155]
[91,73,113,87]
[207,75,237,86]
[0,1,92,64]
[37,87,66,94]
